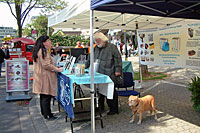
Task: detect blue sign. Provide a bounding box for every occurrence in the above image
[57,73,74,118]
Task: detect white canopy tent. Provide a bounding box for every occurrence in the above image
[48,0,200,132]
[48,0,197,30]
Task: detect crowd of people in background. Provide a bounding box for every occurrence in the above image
[111,36,136,57]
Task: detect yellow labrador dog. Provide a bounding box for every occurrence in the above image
[128,95,157,124]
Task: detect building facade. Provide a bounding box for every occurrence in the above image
[0,26,17,41]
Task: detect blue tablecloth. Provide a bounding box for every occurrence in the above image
[56,61,133,118]
[60,70,114,104]
[57,73,74,118]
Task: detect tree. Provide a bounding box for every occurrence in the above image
[0,0,67,37]
[23,15,54,38]
[22,24,33,37]
[32,15,48,37]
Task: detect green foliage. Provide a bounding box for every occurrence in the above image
[188,76,200,110]
[50,34,89,46]
[39,0,67,13]
[23,15,54,38]
[22,24,33,37]
[32,15,48,36]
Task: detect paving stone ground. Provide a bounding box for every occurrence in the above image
[0,56,200,133]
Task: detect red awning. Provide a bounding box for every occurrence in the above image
[11,38,35,44]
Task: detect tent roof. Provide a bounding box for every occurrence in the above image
[48,0,200,30]
[91,0,200,20]
[11,38,35,44]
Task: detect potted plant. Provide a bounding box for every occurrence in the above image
[188,76,200,112]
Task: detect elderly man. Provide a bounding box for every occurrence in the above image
[86,32,123,115]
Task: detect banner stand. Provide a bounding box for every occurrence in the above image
[6,91,31,101]
[5,59,31,101]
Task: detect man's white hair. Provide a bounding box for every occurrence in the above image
[94,32,108,42]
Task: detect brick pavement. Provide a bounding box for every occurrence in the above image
[1,57,200,133]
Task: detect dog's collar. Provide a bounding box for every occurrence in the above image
[135,102,139,108]
[132,102,140,115]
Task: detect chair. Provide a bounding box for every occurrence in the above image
[116,72,135,91]
[116,72,140,104]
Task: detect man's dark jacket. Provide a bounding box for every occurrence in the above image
[86,43,123,84]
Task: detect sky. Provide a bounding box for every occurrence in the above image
[0,0,72,30]
[0,3,41,29]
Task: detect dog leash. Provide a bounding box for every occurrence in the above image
[130,102,139,118]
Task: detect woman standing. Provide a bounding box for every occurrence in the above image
[32,36,63,120]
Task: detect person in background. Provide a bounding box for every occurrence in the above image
[55,43,62,56]
[81,42,85,48]
[85,32,123,115]
[50,45,56,56]
[85,42,90,48]
[0,47,5,77]
[3,45,10,59]
[88,43,96,54]
[32,36,63,121]
[75,41,83,48]
[120,42,123,55]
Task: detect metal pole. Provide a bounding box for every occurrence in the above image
[124,30,128,61]
[47,26,49,36]
[90,9,95,133]
[136,23,143,89]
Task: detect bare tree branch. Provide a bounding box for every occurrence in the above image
[21,2,36,26]
[21,0,34,17]
[6,1,17,19]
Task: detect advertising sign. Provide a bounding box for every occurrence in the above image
[137,21,200,69]
[6,60,29,92]
[57,73,74,118]
[185,23,200,68]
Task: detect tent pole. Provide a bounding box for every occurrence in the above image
[90,9,95,133]
[136,23,143,89]
[124,30,128,61]
[47,26,49,36]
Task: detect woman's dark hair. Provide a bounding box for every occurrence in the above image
[32,35,49,62]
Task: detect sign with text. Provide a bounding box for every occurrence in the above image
[57,73,74,118]
[6,60,29,92]
[137,21,200,69]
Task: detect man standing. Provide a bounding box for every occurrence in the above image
[86,32,123,115]
[0,47,5,77]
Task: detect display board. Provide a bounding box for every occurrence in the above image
[137,21,200,69]
[6,59,29,92]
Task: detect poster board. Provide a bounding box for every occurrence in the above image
[6,59,29,92]
[137,21,200,69]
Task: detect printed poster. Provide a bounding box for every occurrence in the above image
[57,73,74,118]
[185,23,200,68]
[6,60,29,92]
[137,21,200,69]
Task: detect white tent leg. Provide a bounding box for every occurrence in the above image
[136,24,143,89]
[90,9,95,133]
[124,30,128,61]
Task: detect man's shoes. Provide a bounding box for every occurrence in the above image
[107,111,118,115]
[46,116,58,121]
[95,107,105,112]
[49,113,55,118]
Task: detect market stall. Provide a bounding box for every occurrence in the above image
[48,0,200,132]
